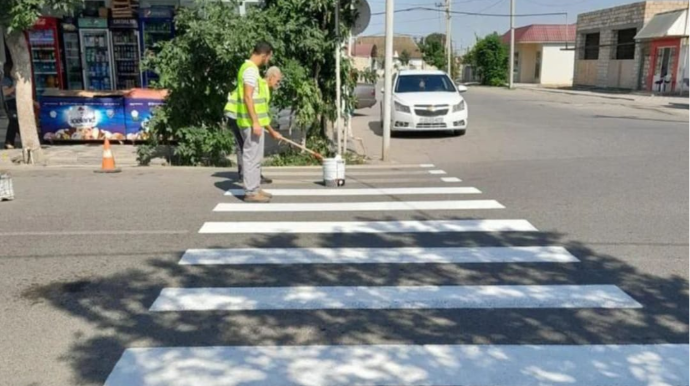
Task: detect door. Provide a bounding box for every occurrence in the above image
[81,29,114,90]
[111,29,141,89]
[653,46,676,92]
[513,52,519,83]
[63,31,83,90]
[534,50,541,82]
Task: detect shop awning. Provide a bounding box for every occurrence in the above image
[635,9,689,40]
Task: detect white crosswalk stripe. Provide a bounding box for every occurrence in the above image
[225,187,481,196]
[105,344,689,386]
[213,200,504,212]
[104,166,682,385]
[178,246,580,265]
[149,284,641,311]
[199,219,538,234]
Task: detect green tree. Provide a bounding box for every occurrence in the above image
[0,0,80,159]
[398,49,410,66]
[141,0,358,165]
[417,33,446,70]
[464,33,508,86]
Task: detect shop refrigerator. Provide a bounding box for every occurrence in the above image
[27,17,64,93]
[138,7,174,87]
[60,18,84,90]
[78,18,114,91]
[110,18,142,90]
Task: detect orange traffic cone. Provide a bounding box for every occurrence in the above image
[94,137,121,173]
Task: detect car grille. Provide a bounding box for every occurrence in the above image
[414,105,449,117]
[417,123,447,128]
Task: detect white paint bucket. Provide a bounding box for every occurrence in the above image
[323,155,346,187]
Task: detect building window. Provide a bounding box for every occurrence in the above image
[583,32,600,60]
[615,28,637,60]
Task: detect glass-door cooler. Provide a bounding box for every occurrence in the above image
[28,17,64,93]
[139,7,175,87]
[78,18,114,91]
[110,18,142,90]
[61,19,83,90]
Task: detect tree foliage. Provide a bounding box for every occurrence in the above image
[417,33,446,70]
[464,33,508,86]
[140,0,358,165]
[398,49,410,66]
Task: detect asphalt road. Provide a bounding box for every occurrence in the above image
[0,87,687,385]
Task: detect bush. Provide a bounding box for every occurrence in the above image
[137,0,359,166]
[464,33,508,86]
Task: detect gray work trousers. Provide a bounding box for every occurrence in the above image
[240,127,264,194]
[227,118,243,171]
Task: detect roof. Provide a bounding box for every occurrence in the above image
[356,36,423,59]
[501,24,576,44]
[398,70,446,76]
[635,9,689,39]
[351,43,374,57]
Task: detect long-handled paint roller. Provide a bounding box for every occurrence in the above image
[278,137,325,162]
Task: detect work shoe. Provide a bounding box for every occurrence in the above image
[244,192,271,203]
[259,189,273,198]
[261,175,273,184]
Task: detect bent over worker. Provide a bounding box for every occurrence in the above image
[235,42,278,203]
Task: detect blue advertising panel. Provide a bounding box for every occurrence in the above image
[40,96,126,141]
[124,98,164,140]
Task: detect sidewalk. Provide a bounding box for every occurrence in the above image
[514,83,689,107]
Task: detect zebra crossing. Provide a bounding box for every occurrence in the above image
[104,163,689,386]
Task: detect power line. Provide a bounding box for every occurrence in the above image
[371,6,566,17]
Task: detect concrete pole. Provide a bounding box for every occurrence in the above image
[382,0,394,161]
[335,0,342,155]
[508,0,515,89]
[680,3,690,96]
[446,0,452,76]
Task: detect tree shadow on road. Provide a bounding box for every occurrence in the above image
[21,214,689,385]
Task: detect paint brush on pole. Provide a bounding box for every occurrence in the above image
[278,137,325,162]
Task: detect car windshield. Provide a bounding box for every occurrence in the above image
[395,74,456,93]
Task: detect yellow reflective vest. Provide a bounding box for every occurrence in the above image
[225,61,271,128]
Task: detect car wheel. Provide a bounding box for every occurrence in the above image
[452,129,466,137]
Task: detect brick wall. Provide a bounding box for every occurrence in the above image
[573,1,689,89]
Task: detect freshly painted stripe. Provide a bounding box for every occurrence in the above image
[104,344,690,386]
[262,163,438,170]
[179,246,580,265]
[269,177,464,184]
[428,170,447,175]
[149,285,641,311]
[225,187,481,196]
[213,200,504,212]
[198,219,538,234]
[265,170,432,176]
[442,177,461,182]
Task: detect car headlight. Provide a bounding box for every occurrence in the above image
[394,101,411,113]
[452,100,466,112]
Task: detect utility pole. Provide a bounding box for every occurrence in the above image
[335,0,343,154]
[680,3,690,96]
[445,0,452,76]
[382,0,394,160]
[508,0,515,89]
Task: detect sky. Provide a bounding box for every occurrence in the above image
[360,0,670,53]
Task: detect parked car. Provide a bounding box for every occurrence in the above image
[381,70,468,136]
[355,83,376,109]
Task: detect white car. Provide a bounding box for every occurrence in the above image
[382,70,468,136]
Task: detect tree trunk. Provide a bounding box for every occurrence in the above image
[5,30,43,162]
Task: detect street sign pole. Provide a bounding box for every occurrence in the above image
[382,0,394,161]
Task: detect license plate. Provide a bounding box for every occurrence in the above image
[420,117,443,124]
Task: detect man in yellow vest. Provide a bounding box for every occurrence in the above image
[225,66,283,188]
[233,42,280,202]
